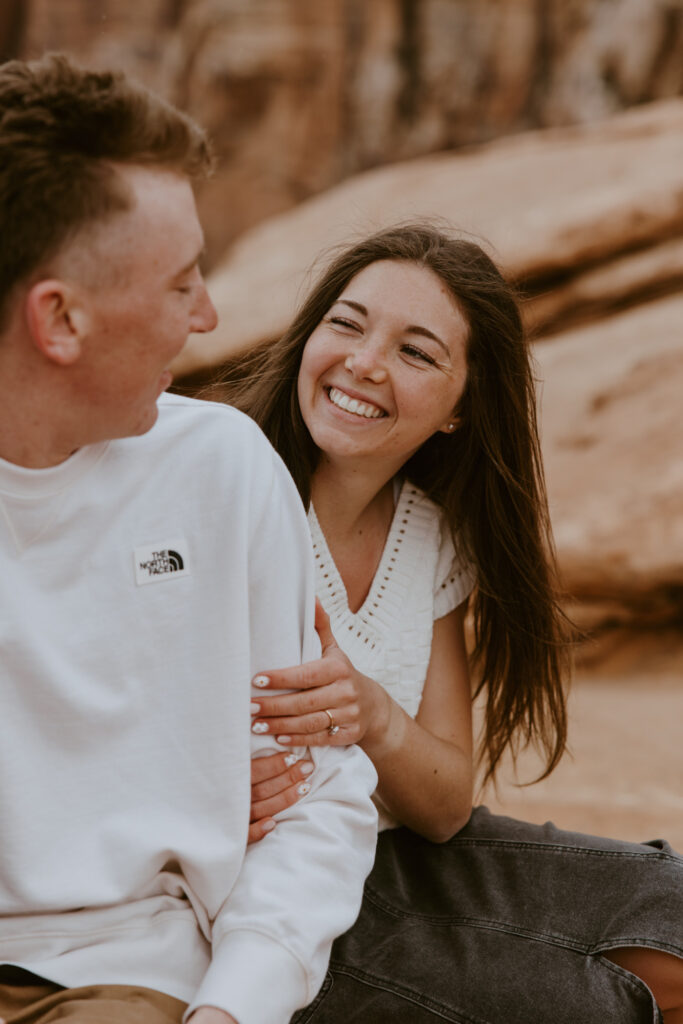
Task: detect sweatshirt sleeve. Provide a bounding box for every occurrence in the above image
[185,435,378,1024]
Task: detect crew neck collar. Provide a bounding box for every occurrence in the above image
[0,441,110,498]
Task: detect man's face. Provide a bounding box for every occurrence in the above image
[61,165,217,444]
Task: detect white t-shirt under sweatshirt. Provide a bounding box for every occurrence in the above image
[0,393,377,1024]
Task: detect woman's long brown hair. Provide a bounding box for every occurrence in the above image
[225,224,571,785]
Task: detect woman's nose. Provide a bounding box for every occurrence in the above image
[344,342,387,383]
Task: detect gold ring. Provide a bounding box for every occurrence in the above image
[323,709,340,736]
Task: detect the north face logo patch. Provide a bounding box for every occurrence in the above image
[134,539,190,585]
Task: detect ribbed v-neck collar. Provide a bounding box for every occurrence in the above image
[308,480,434,648]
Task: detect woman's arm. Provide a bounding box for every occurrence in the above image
[366,604,473,841]
[250,602,473,843]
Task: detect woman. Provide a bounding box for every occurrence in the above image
[228,225,683,1022]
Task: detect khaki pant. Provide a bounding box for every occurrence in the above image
[0,968,186,1024]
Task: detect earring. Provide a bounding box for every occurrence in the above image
[447,422,456,432]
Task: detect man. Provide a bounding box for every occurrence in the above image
[0,54,377,1024]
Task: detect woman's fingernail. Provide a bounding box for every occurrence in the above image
[262,819,276,834]
[253,675,270,688]
[277,735,292,744]
[250,702,260,715]
[300,761,314,776]
[297,782,311,796]
[252,721,269,734]
[284,753,299,767]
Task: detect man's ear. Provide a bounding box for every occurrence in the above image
[25,280,89,366]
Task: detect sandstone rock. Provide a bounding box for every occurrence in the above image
[523,236,683,337]
[9,0,683,262]
[19,0,178,93]
[161,0,350,262]
[535,291,683,624]
[173,98,683,376]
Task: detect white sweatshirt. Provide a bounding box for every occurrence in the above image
[0,393,377,1024]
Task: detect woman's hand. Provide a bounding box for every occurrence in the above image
[250,600,387,748]
[247,601,388,843]
[248,750,314,844]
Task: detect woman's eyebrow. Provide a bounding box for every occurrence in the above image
[333,299,367,315]
[333,298,450,358]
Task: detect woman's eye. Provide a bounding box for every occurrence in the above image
[327,316,360,331]
[403,344,436,365]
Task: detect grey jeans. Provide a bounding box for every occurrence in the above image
[293,807,683,1023]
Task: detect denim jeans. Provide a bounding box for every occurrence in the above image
[293,807,683,1023]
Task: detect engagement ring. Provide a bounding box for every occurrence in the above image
[324,709,340,736]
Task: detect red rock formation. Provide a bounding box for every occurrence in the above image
[6,0,683,263]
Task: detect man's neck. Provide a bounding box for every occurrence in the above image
[0,334,82,468]
[0,425,79,469]
[0,378,80,470]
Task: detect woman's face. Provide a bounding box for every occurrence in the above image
[297,259,469,476]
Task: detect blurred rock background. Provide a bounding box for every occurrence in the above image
[5,0,683,263]
[4,0,681,844]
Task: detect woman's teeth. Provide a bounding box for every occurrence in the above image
[328,387,384,419]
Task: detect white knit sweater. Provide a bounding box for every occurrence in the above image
[310,480,474,720]
[309,482,473,832]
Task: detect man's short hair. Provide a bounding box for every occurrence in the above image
[0,52,213,320]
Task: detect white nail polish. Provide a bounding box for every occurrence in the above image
[253,675,270,688]
[300,762,314,776]
[252,721,268,734]
[250,702,260,715]
[297,782,311,796]
[284,754,299,767]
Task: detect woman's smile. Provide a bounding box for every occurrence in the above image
[325,386,386,420]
